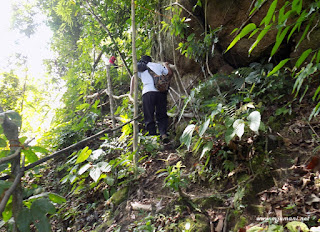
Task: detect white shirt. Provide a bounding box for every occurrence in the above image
[138,62,169,95]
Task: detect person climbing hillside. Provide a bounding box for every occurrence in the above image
[109,56,118,68]
[130,55,173,143]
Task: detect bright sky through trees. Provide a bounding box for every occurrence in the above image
[0,0,53,77]
[0,1,64,142]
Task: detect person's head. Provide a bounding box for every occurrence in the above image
[140,55,152,63]
[109,56,116,63]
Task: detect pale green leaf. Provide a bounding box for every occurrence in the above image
[292,0,302,14]
[30,146,49,154]
[75,147,92,164]
[91,149,106,160]
[180,124,196,150]
[78,163,91,175]
[247,111,261,132]
[23,149,39,163]
[295,49,312,69]
[249,24,272,54]
[199,119,210,137]
[267,58,290,77]
[200,141,213,160]
[48,193,66,204]
[97,162,111,172]
[286,221,309,232]
[247,226,264,232]
[226,23,256,52]
[233,119,245,139]
[90,166,101,182]
[260,0,277,26]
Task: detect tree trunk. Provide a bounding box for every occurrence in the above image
[131,0,139,166]
[0,107,22,232]
[106,65,116,136]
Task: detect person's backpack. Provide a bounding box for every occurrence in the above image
[147,67,171,92]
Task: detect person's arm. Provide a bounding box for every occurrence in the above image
[163,62,173,76]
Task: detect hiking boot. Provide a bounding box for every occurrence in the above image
[161,134,170,144]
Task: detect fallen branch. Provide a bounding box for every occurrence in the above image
[130,202,153,211]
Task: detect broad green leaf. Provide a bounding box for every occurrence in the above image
[48,193,66,204]
[23,149,39,163]
[199,119,210,137]
[233,119,245,139]
[247,111,261,132]
[260,0,277,26]
[226,23,257,52]
[30,146,49,154]
[225,127,235,144]
[187,33,195,42]
[267,58,290,77]
[180,124,196,150]
[34,215,51,232]
[17,208,32,232]
[200,141,213,160]
[105,175,115,186]
[286,221,309,232]
[295,49,312,69]
[270,26,290,57]
[31,198,56,220]
[90,166,101,182]
[75,146,92,164]
[249,24,272,54]
[78,163,91,175]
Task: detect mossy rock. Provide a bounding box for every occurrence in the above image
[107,186,129,206]
[177,214,209,232]
[193,195,224,209]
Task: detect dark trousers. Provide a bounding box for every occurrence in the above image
[142,91,168,136]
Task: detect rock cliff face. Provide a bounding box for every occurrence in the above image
[152,0,320,89]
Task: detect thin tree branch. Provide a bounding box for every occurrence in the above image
[84,0,133,77]
[0,155,25,215]
[0,148,22,165]
[0,169,23,214]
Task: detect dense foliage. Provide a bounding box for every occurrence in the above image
[1,0,320,231]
